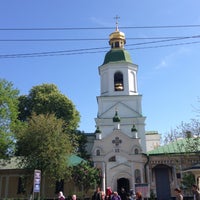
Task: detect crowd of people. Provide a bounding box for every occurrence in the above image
[58,191,77,200]
[174,184,200,200]
[58,187,142,200]
[91,187,142,200]
[58,184,200,200]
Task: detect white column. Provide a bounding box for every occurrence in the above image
[140,165,144,183]
[131,162,135,190]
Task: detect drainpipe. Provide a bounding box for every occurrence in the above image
[144,153,150,183]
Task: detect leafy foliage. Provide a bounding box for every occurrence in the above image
[163,119,200,153]
[18,84,80,132]
[70,130,90,159]
[16,113,73,180]
[150,190,156,200]
[71,161,101,192]
[181,173,195,191]
[0,79,20,159]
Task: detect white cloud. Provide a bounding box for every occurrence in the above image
[155,60,167,70]
[154,46,191,70]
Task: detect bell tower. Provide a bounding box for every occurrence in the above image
[95,22,146,152]
[92,20,148,193]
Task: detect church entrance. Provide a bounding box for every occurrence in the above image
[117,178,130,194]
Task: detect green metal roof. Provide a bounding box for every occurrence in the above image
[0,154,85,169]
[103,49,132,65]
[67,154,86,166]
[147,137,200,155]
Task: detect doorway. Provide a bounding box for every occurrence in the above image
[154,165,171,200]
[117,178,130,194]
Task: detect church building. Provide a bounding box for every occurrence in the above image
[89,22,149,195]
[0,22,199,200]
[87,22,200,200]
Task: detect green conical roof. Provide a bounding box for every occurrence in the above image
[131,124,137,132]
[95,126,101,133]
[103,48,132,65]
[113,110,120,122]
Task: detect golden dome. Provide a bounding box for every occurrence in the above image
[109,30,125,41]
[109,24,126,47]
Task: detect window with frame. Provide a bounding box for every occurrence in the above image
[109,156,116,162]
[134,148,139,154]
[96,149,100,156]
[135,169,141,183]
[114,72,124,91]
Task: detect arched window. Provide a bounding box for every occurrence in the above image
[134,148,139,154]
[96,149,100,156]
[114,72,124,91]
[108,156,116,162]
[135,169,141,183]
[115,41,119,48]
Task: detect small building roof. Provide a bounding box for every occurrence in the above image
[0,154,85,170]
[147,137,200,155]
[183,163,200,172]
[67,154,86,167]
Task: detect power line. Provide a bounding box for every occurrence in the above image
[127,34,200,47]
[0,36,196,42]
[0,46,109,58]
[0,40,200,59]
[0,38,107,42]
[129,40,200,50]
[0,34,200,59]
[0,24,200,31]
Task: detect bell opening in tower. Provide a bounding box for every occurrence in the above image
[114,72,124,91]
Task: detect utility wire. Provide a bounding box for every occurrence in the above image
[127,34,200,47]
[0,36,195,42]
[0,40,200,59]
[1,24,200,31]
[129,40,200,50]
[0,46,109,58]
[0,34,199,54]
[0,34,200,59]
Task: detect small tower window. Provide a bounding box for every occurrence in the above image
[115,41,119,48]
[114,72,124,91]
[109,156,116,162]
[135,169,141,183]
[134,148,139,154]
[96,149,100,156]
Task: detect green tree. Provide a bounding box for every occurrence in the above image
[16,113,72,180]
[181,172,195,191]
[163,119,200,153]
[18,84,80,132]
[0,79,20,159]
[149,190,156,200]
[70,130,90,159]
[71,161,101,193]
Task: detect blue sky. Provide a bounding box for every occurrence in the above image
[1,0,200,137]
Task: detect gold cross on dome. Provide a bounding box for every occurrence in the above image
[114,15,120,30]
